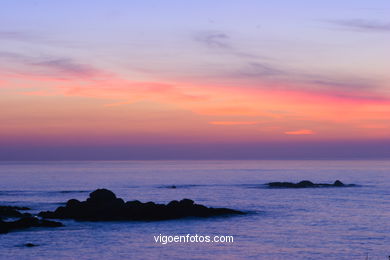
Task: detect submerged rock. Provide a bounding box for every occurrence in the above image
[0,217,63,234]
[267,180,355,188]
[39,188,245,221]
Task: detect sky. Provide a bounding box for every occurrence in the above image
[1,0,390,160]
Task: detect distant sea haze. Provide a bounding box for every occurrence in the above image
[1,140,390,160]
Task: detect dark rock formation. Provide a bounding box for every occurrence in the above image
[39,188,244,221]
[0,217,63,234]
[333,180,345,187]
[267,180,355,188]
[24,243,38,247]
[0,206,31,218]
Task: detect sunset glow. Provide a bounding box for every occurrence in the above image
[1,0,389,159]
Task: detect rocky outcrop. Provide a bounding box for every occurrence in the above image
[267,180,355,188]
[0,206,31,218]
[39,188,245,221]
[0,217,63,234]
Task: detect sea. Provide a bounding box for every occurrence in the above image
[0,160,389,260]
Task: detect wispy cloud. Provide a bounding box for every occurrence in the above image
[194,30,260,59]
[192,28,383,102]
[306,78,375,91]
[0,30,81,48]
[357,124,388,129]
[0,51,27,60]
[0,52,105,79]
[31,58,101,78]
[216,60,384,103]
[284,129,314,135]
[103,101,134,107]
[209,121,259,125]
[0,31,42,42]
[329,19,390,32]
[194,31,231,49]
[19,90,62,97]
[234,62,285,78]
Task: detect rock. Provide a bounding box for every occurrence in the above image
[39,189,245,221]
[267,180,316,188]
[24,243,38,247]
[14,206,30,210]
[2,206,30,210]
[333,180,345,187]
[0,206,31,218]
[88,189,117,203]
[179,199,194,207]
[66,199,81,208]
[0,217,63,234]
[267,180,354,188]
[297,180,315,187]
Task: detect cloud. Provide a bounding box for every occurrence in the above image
[230,61,376,91]
[215,60,385,103]
[305,78,375,91]
[193,31,260,59]
[234,62,285,78]
[19,90,62,97]
[284,129,314,135]
[0,30,81,48]
[194,31,231,49]
[329,19,390,32]
[0,31,41,42]
[103,101,134,107]
[192,30,381,99]
[0,51,27,60]
[0,52,105,79]
[31,58,101,78]
[357,124,388,129]
[209,121,258,125]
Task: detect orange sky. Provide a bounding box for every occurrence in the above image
[1,70,390,146]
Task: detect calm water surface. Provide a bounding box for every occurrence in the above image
[0,160,389,260]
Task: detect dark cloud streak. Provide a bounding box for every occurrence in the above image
[0,51,103,79]
[234,62,286,78]
[194,31,232,49]
[329,19,390,32]
[31,58,101,78]
[194,31,260,59]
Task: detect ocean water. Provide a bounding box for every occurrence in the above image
[0,160,389,260]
